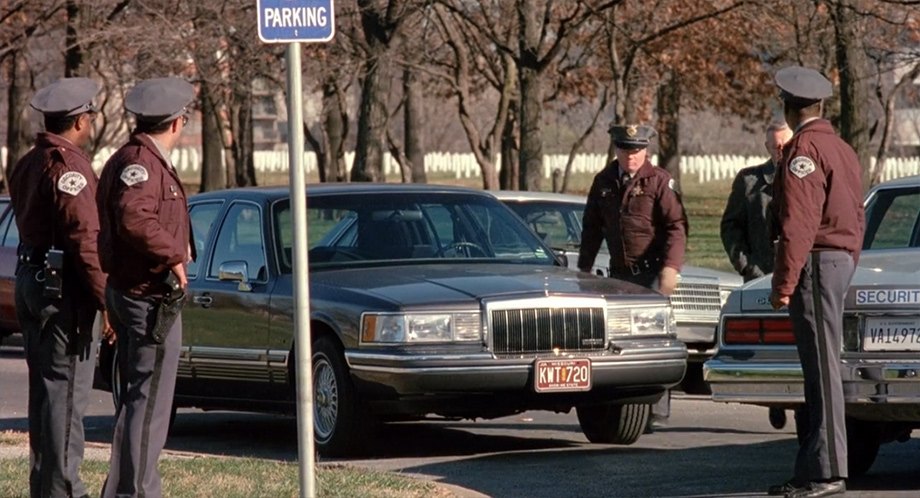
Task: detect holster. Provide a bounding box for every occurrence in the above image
[151,289,185,344]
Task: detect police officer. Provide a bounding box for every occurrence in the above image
[98,77,195,498]
[767,66,864,498]
[9,77,113,498]
[720,121,794,430]
[578,123,687,431]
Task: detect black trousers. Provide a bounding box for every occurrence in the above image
[101,287,182,498]
[790,251,854,481]
[15,264,97,498]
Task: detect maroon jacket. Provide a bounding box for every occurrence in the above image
[771,118,865,296]
[579,160,687,275]
[9,132,107,312]
[97,133,192,297]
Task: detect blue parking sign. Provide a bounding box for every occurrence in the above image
[257,0,335,43]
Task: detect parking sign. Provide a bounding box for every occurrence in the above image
[257,0,335,43]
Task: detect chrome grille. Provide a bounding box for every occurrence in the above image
[670,282,721,313]
[491,307,605,355]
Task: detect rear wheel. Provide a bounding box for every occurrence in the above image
[576,403,650,445]
[312,336,367,456]
[846,417,881,477]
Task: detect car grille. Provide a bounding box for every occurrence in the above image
[490,307,606,355]
[670,282,721,314]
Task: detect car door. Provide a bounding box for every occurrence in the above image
[0,201,19,334]
[184,200,275,399]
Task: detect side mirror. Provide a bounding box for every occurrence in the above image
[218,260,252,292]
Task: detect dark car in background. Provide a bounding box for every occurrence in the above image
[95,184,687,455]
[492,190,742,394]
[705,175,920,475]
[0,196,20,343]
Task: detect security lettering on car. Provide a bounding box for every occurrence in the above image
[705,174,920,476]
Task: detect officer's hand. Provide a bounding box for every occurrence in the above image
[658,266,679,296]
[770,291,790,310]
[101,310,116,345]
[170,263,188,290]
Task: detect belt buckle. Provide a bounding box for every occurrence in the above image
[629,263,641,276]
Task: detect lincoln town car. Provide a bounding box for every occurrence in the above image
[705,175,920,475]
[94,184,687,455]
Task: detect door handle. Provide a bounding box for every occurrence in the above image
[193,294,213,308]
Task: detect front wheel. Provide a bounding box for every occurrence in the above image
[576,403,649,445]
[312,336,368,456]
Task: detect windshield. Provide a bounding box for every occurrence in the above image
[863,186,920,250]
[272,191,555,272]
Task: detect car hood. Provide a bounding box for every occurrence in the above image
[729,249,920,313]
[310,263,661,308]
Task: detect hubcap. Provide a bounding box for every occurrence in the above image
[313,356,339,441]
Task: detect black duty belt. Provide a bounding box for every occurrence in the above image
[17,246,50,266]
[618,257,662,276]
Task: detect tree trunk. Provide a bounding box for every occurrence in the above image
[64,0,82,76]
[404,67,426,184]
[517,0,543,191]
[231,86,256,187]
[500,111,519,190]
[199,80,225,192]
[323,79,348,182]
[657,72,681,188]
[351,3,392,184]
[833,0,871,188]
[5,52,33,188]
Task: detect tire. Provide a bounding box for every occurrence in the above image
[312,336,366,456]
[110,346,123,408]
[576,403,650,445]
[846,417,881,477]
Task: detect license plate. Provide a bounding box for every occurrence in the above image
[534,358,591,393]
[863,317,920,351]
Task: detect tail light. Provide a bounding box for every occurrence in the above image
[724,316,795,345]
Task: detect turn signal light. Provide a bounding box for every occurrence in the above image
[724,316,795,345]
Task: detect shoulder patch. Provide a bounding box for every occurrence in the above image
[120,164,149,186]
[668,178,677,191]
[789,156,816,179]
[57,171,87,196]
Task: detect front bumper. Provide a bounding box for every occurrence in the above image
[346,340,687,396]
[705,358,920,405]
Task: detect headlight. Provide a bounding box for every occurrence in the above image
[629,306,673,337]
[362,312,481,344]
[719,288,733,308]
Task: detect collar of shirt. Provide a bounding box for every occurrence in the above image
[141,133,175,170]
[794,116,821,134]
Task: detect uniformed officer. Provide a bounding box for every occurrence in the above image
[720,121,795,430]
[9,77,114,498]
[767,66,865,498]
[98,77,195,498]
[578,123,688,431]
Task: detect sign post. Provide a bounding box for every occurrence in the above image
[257,2,334,496]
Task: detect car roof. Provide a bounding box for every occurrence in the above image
[189,183,496,203]
[489,190,587,204]
[871,174,920,190]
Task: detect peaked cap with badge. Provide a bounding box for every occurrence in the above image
[775,66,832,107]
[125,77,195,125]
[609,124,657,150]
[30,77,100,117]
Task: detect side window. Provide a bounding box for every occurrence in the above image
[208,203,267,281]
[864,188,920,250]
[187,202,223,278]
[0,205,20,248]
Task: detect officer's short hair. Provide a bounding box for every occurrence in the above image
[766,121,790,133]
[134,118,178,135]
[43,115,79,134]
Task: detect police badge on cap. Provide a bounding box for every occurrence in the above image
[609,124,657,150]
[30,77,100,117]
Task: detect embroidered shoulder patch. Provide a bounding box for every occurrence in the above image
[668,178,677,191]
[120,164,149,186]
[57,171,87,196]
[789,156,816,179]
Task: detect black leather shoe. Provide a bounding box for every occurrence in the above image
[786,479,845,498]
[768,479,803,496]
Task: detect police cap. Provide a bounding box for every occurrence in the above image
[609,124,657,150]
[30,77,100,117]
[125,77,195,125]
[775,66,832,106]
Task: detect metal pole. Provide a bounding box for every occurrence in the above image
[286,42,316,498]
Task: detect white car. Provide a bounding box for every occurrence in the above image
[493,191,743,394]
[705,174,920,476]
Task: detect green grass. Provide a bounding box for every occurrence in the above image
[0,457,448,498]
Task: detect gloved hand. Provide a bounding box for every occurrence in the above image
[658,266,679,296]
